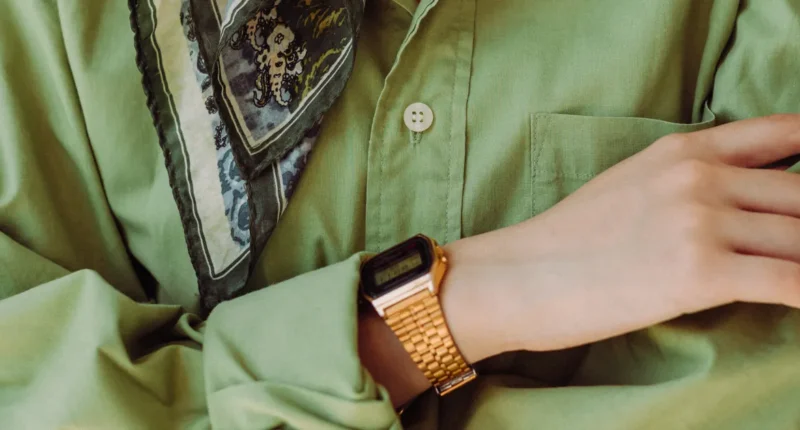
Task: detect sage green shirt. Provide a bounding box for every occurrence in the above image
[1,0,800,428]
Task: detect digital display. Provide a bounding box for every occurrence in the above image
[374,252,423,286]
[361,235,433,299]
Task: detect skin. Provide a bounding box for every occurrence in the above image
[359,114,800,408]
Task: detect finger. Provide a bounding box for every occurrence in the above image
[725,255,800,309]
[689,114,800,168]
[720,167,800,217]
[721,210,800,263]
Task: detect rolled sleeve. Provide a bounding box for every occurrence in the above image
[205,253,400,429]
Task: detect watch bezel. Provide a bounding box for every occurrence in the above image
[361,235,434,300]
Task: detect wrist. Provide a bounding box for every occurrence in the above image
[360,235,498,406]
[358,308,430,408]
[440,236,521,363]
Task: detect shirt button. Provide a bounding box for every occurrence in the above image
[403,102,434,133]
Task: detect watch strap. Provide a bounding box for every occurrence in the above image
[384,290,477,395]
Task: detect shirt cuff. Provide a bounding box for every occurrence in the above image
[204,253,400,429]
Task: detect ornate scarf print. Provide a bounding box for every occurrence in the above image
[129,0,364,311]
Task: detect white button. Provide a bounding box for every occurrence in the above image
[403,103,434,133]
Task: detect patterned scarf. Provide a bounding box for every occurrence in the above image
[129,0,364,311]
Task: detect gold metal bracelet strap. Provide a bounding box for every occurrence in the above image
[383,289,477,395]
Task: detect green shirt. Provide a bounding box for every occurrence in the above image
[2,0,800,428]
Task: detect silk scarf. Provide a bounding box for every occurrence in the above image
[129,0,364,311]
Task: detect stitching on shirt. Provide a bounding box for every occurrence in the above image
[378,109,387,249]
[410,131,422,146]
[446,0,466,243]
[531,115,547,216]
[530,116,535,217]
[445,10,456,242]
[530,117,600,207]
[535,173,599,181]
[549,173,598,180]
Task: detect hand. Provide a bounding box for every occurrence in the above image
[441,115,800,356]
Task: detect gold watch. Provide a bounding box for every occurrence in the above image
[360,235,477,395]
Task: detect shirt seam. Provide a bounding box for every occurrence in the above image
[446,0,467,244]
[530,115,548,216]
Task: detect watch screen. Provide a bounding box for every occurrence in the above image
[373,252,423,286]
[361,236,434,299]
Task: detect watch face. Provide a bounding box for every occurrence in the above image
[361,236,434,299]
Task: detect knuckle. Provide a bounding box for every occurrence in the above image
[663,159,713,195]
[655,133,695,155]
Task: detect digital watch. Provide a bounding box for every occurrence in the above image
[360,235,477,395]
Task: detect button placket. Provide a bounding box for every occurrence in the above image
[364,0,475,252]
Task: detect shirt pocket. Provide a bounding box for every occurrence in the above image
[530,106,716,215]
